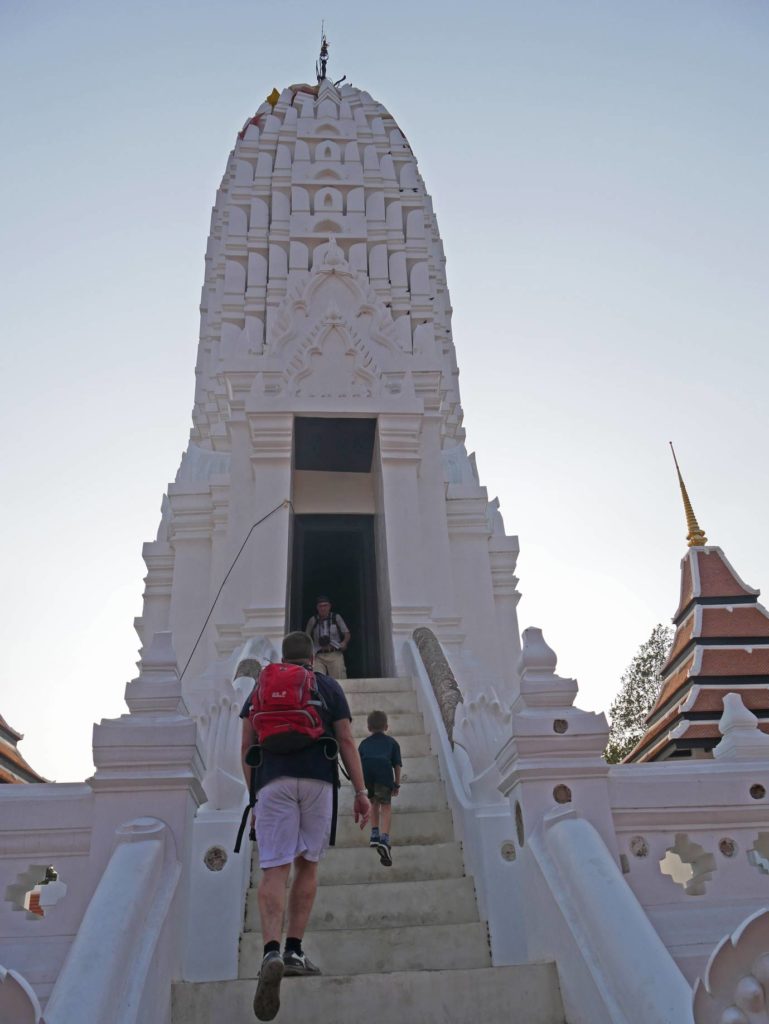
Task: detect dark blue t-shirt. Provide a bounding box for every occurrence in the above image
[358,732,402,789]
[240,670,351,791]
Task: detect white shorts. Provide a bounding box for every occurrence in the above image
[255,776,334,869]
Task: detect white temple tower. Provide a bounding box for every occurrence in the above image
[137,74,521,702]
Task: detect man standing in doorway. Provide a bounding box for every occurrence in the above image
[306,595,351,679]
[241,631,370,1021]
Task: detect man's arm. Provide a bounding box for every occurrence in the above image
[332,717,370,827]
[337,616,351,652]
[241,718,257,789]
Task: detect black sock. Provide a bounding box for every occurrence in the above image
[285,936,303,955]
[264,940,280,956]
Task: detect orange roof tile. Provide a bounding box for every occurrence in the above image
[701,606,769,638]
[699,647,769,677]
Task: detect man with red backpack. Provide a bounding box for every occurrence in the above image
[240,631,370,1022]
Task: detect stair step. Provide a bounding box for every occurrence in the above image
[174,964,564,1024]
[351,712,423,737]
[343,677,412,692]
[396,754,439,782]
[338,780,447,812]
[239,921,491,977]
[333,808,454,847]
[347,690,419,715]
[380,733,430,757]
[315,841,465,885]
[246,877,478,932]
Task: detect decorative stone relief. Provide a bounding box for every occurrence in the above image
[485,497,506,537]
[694,907,769,1023]
[629,836,649,858]
[441,442,478,486]
[660,833,716,896]
[5,865,67,920]
[412,626,463,746]
[719,838,738,858]
[500,840,517,862]
[453,686,512,779]
[175,444,231,485]
[262,236,410,401]
[204,846,228,872]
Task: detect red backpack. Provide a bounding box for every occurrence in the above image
[249,663,326,753]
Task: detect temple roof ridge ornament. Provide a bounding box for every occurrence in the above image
[670,442,708,547]
[316,26,329,82]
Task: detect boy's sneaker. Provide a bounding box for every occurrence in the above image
[375,839,393,867]
[253,950,284,1020]
[369,836,380,848]
[283,950,322,976]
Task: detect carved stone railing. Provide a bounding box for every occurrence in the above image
[412,627,463,746]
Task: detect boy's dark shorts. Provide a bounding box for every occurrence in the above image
[366,783,392,805]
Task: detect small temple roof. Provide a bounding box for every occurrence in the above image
[0,713,46,783]
[625,454,769,763]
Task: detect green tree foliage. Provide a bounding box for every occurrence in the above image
[605,624,674,763]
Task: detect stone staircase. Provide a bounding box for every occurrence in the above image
[173,676,564,1023]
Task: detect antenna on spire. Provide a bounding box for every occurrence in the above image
[316,24,329,82]
[669,442,708,547]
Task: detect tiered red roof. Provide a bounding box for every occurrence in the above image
[0,713,46,783]
[625,546,769,762]
[625,451,769,762]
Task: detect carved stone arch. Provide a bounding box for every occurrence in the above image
[314,218,344,234]
[267,237,404,363]
[313,166,344,182]
[314,122,341,138]
[287,317,380,400]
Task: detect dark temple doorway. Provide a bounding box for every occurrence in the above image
[290,514,381,679]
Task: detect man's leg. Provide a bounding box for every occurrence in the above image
[286,856,319,938]
[258,863,291,944]
[282,779,332,976]
[252,778,300,1020]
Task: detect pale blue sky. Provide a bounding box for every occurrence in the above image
[2,1,768,781]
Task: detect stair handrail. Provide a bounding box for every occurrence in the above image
[411,627,464,747]
[43,817,180,1024]
[404,635,527,965]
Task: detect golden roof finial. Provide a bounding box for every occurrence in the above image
[669,442,708,547]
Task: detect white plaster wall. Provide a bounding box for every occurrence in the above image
[292,470,374,514]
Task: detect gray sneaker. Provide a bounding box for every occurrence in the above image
[375,839,393,867]
[253,950,284,1020]
[283,949,322,976]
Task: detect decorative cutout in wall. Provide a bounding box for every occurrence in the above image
[748,833,769,876]
[659,833,716,896]
[5,865,67,920]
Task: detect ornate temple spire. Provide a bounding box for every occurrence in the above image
[316,27,329,82]
[670,442,707,547]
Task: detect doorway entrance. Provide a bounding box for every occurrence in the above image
[289,514,381,679]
